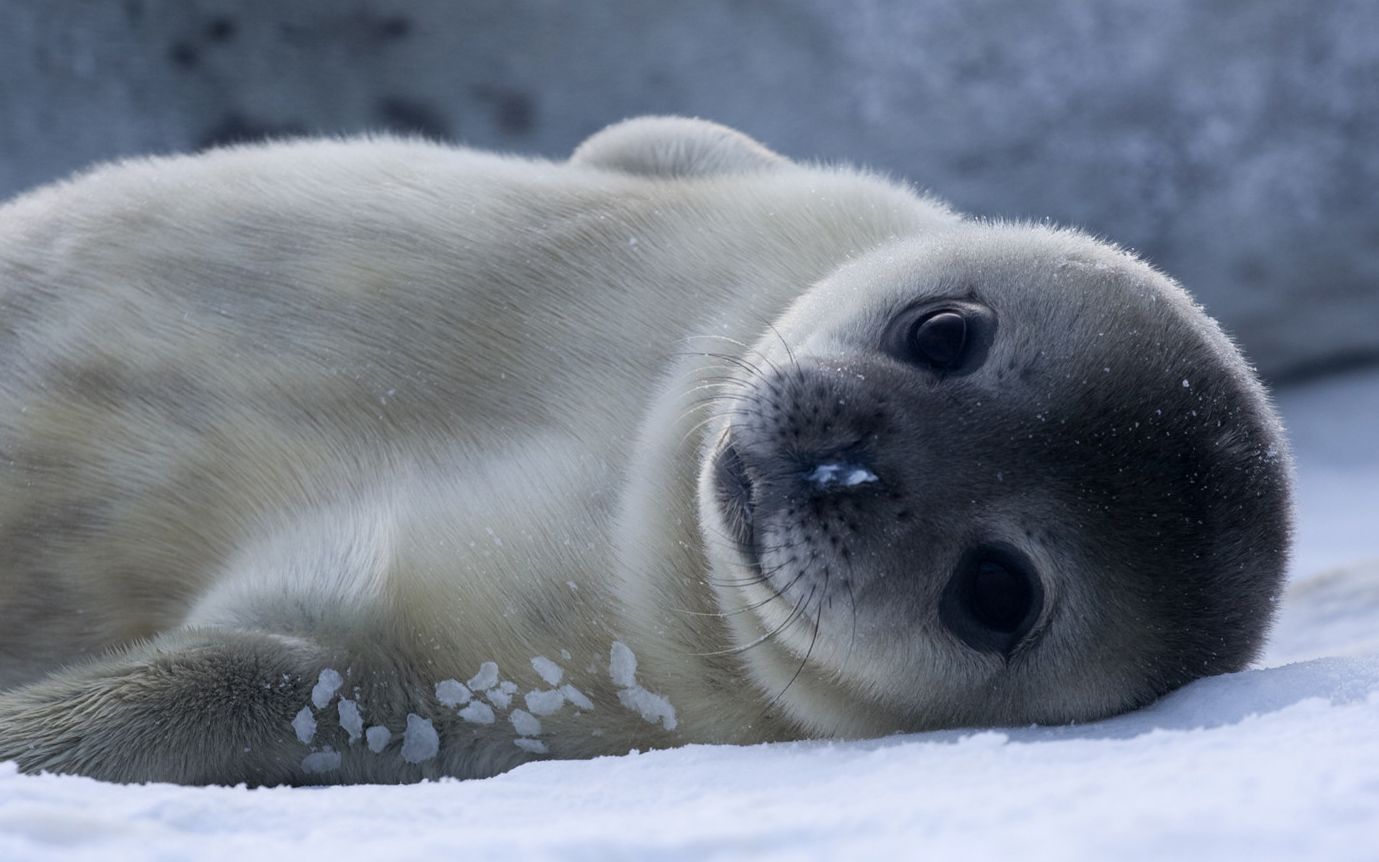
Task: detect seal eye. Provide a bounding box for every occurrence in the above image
[884,301,994,376]
[966,561,1031,633]
[906,310,967,370]
[939,547,1043,656]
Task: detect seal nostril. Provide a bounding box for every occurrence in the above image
[804,461,878,491]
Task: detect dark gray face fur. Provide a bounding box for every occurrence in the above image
[698,224,1292,733]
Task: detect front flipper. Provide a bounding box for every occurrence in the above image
[570,115,788,179]
[0,628,338,785]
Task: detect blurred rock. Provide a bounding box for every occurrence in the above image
[1,0,1375,381]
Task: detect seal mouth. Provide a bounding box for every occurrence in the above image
[713,441,758,560]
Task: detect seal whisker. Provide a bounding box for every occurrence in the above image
[677,414,736,449]
[672,400,753,421]
[765,322,798,370]
[761,574,826,717]
[669,350,757,373]
[673,584,802,618]
[700,521,801,560]
[697,529,811,610]
[682,334,785,379]
[691,584,814,658]
[682,367,754,385]
[678,379,751,398]
[676,350,767,382]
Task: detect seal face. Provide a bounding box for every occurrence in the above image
[0,117,1292,784]
[695,225,1292,736]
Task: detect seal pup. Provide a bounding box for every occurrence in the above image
[0,117,1291,784]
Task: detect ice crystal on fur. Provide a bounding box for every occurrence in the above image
[510,709,542,737]
[365,726,391,754]
[311,668,343,709]
[531,656,564,686]
[301,749,342,774]
[338,700,364,744]
[467,662,500,691]
[292,707,317,744]
[436,679,472,708]
[400,714,439,764]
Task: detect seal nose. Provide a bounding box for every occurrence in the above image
[803,459,879,492]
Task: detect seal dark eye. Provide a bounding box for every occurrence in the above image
[966,562,1030,632]
[884,299,995,376]
[939,546,1043,656]
[907,310,968,369]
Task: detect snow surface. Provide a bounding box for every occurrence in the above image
[2,371,1378,861]
[1276,369,1379,580]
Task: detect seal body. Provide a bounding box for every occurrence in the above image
[0,118,1291,784]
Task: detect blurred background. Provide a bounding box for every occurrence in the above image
[1,0,1376,571]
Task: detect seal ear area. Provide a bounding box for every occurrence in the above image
[569,116,789,179]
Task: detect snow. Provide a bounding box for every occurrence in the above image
[532,656,565,686]
[608,641,638,688]
[609,641,679,730]
[435,679,472,708]
[509,709,542,738]
[457,701,495,725]
[337,700,364,744]
[299,750,341,775]
[467,661,500,691]
[290,706,315,745]
[1,649,1376,860]
[399,715,439,764]
[561,684,594,711]
[1275,368,1379,579]
[364,726,391,754]
[804,462,878,489]
[2,371,1378,860]
[524,689,567,716]
[616,686,678,732]
[310,668,343,709]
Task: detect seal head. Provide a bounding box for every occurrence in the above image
[697,222,1292,737]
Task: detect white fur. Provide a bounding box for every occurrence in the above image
[0,118,953,782]
[0,117,1284,784]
